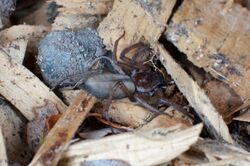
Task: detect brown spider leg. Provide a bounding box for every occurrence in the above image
[120,43,144,63]
[102,81,133,132]
[131,46,152,64]
[113,31,125,61]
[104,80,170,124]
[134,94,172,123]
[118,61,148,71]
[159,98,193,119]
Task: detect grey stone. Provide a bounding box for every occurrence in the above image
[37,28,107,87]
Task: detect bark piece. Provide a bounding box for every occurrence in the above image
[52,0,113,30]
[109,99,192,129]
[165,0,250,99]
[61,124,202,166]
[0,25,49,53]
[0,50,66,120]
[29,91,96,166]
[0,39,28,64]
[193,139,250,165]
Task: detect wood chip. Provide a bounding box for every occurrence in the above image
[29,90,96,166]
[61,124,203,165]
[0,39,28,64]
[0,127,8,166]
[52,0,113,30]
[0,50,66,120]
[193,139,250,165]
[165,0,250,99]
[0,25,49,53]
[98,0,176,58]
[109,99,192,129]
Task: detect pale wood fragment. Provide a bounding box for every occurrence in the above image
[0,50,66,120]
[61,124,203,166]
[193,139,250,165]
[109,99,192,129]
[165,0,250,99]
[0,128,8,166]
[54,0,113,15]
[98,0,176,58]
[0,39,28,64]
[29,91,96,166]
[0,25,49,43]
[52,0,113,30]
[0,25,49,53]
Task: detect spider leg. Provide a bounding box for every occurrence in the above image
[113,31,125,61]
[103,80,170,126]
[120,43,144,63]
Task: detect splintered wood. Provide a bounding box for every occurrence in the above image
[52,0,113,30]
[98,0,176,57]
[0,50,66,120]
[61,124,202,165]
[165,0,250,99]
[29,91,96,166]
[98,0,233,143]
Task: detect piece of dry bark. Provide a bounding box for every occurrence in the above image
[185,65,243,123]
[203,80,242,123]
[173,138,250,165]
[29,91,96,166]
[165,0,250,99]
[0,50,66,120]
[98,0,232,143]
[0,25,49,53]
[52,0,113,30]
[192,139,250,165]
[0,127,8,166]
[61,124,202,166]
[0,39,28,64]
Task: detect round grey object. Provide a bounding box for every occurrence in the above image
[37,28,107,87]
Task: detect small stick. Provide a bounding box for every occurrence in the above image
[29,90,96,166]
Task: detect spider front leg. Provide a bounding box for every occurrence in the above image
[103,81,170,125]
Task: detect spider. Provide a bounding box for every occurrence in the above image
[101,32,188,121]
